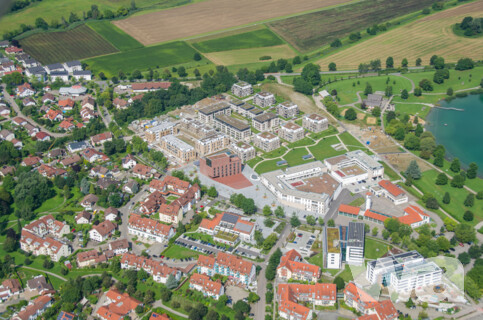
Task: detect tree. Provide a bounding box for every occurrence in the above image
[371,107,381,117]
[446,87,453,96]
[263,205,272,216]
[292,56,301,65]
[364,82,373,95]
[435,173,448,185]
[405,160,421,180]
[385,86,392,97]
[248,292,260,303]
[233,300,250,315]
[401,89,409,99]
[426,197,439,210]
[401,58,408,68]
[328,62,337,71]
[293,78,313,95]
[274,206,285,218]
[436,237,450,252]
[419,79,433,91]
[193,52,202,61]
[463,210,474,223]
[385,56,394,68]
[3,237,16,252]
[205,310,219,320]
[301,63,321,86]
[450,174,465,188]
[454,223,476,243]
[306,215,316,226]
[35,18,49,30]
[372,227,378,236]
[285,63,293,73]
[404,133,420,150]
[433,56,445,69]
[405,298,415,308]
[467,162,478,179]
[327,219,335,227]
[290,214,301,227]
[442,192,451,205]
[166,274,178,289]
[416,58,422,66]
[333,276,345,290]
[464,194,475,207]
[465,277,482,300]
[177,66,187,77]
[469,245,481,259]
[458,252,471,265]
[344,108,357,121]
[132,70,142,79]
[455,58,474,71]
[414,87,422,96]
[207,186,218,198]
[330,39,342,47]
[450,158,461,173]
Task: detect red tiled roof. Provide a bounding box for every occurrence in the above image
[35,132,50,140]
[189,273,222,296]
[398,205,428,226]
[277,249,320,278]
[59,98,75,108]
[338,204,360,216]
[149,313,171,320]
[131,82,171,91]
[378,180,404,197]
[374,300,398,320]
[92,220,116,236]
[128,213,174,236]
[363,210,389,223]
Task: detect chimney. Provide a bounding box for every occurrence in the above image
[365,192,372,211]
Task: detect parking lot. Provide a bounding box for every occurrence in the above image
[176,235,234,256]
[285,230,319,257]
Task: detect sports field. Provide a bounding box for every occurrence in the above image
[114,0,354,45]
[19,25,118,64]
[84,41,200,77]
[316,1,483,69]
[192,28,284,52]
[204,45,295,65]
[268,0,435,52]
[0,0,181,36]
[87,21,143,51]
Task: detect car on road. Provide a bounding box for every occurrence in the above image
[298,233,302,237]
[459,243,464,247]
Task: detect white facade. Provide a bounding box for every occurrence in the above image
[128,225,175,243]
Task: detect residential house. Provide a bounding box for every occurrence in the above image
[277,101,299,118]
[60,154,82,167]
[0,129,14,141]
[16,83,35,97]
[81,96,95,110]
[199,212,255,245]
[277,249,321,282]
[20,230,71,262]
[139,191,165,215]
[67,141,90,153]
[21,156,42,167]
[158,203,183,225]
[81,148,109,163]
[303,114,329,133]
[81,194,99,210]
[91,132,113,145]
[12,295,52,320]
[252,112,279,132]
[0,106,10,117]
[131,82,171,92]
[59,98,75,111]
[231,81,253,97]
[0,165,15,177]
[72,70,92,81]
[253,91,275,107]
[50,71,69,82]
[90,165,110,178]
[37,164,67,178]
[22,97,36,107]
[229,141,256,163]
[123,180,139,194]
[11,116,28,126]
[122,154,137,169]
[41,93,55,104]
[75,211,92,224]
[63,61,82,73]
[97,289,141,320]
[109,239,129,255]
[45,109,63,121]
[11,138,22,149]
[120,253,181,284]
[253,131,280,152]
[197,252,256,287]
[59,120,75,131]
[80,107,97,122]
[128,214,175,242]
[0,279,22,301]
[45,63,65,74]
[189,273,224,300]
[26,276,54,295]
[57,311,76,320]
[105,207,119,221]
[35,132,51,142]
[132,163,156,179]
[89,220,117,242]
[344,282,398,320]
[113,98,128,109]
[77,249,108,268]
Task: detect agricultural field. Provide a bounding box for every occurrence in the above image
[316,1,483,69]
[321,75,413,105]
[0,0,199,36]
[113,0,354,45]
[204,45,295,65]
[268,0,435,52]
[84,41,202,77]
[19,24,118,64]
[192,27,284,52]
[87,21,143,51]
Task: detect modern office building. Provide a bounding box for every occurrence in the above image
[200,152,242,179]
[346,222,365,266]
[324,150,384,185]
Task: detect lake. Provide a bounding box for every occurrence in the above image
[426,94,483,174]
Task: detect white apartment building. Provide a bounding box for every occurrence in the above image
[303,114,329,133]
[195,133,230,156]
[229,141,256,163]
[277,101,299,118]
[323,227,341,269]
[231,81,253,97]
[159,134,196,163]
[214,114,251,141]
[128,214,175,243]
[279,122,304,142]
[253,91,276,107]
[252,113,279,132]
[346,222,365,266]
[145,122,176,142]
[198,102,231,124]
[253,131,280,152]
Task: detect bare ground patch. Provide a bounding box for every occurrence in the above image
[261,83,318,114]
[113,0,353,45]
[383,153,432,173]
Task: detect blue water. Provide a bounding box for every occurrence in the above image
[425,94,483,174]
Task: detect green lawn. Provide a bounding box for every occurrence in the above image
[192,28,284,53]
[338,131,369,152]
[162,244,201,259]
[402,67,483,93]
[287,137,316,148]
[262,146,287,159]
[412,169,483,225]
[84,41,204,77]
[380,162,400,181]
[255,158,286,175]
[349,198,365,207]
[394,103,431,119]
[284,148,314,167]
[247,156,264,168]
[308,136,346,161]
[322,75,413,105]
[365,237,390,259]
[87,21,143,51]
[34,190,64,214]
[392,93,446,105]
[309,125,338,140]
[338,264,354,282]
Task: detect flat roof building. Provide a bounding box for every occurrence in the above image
[145,122,176,142]
[195,132,230,156]
[198,102,231,125]
[229,141,256,163]
[277,101,299,119]
[159,135,196,163]
[323,227,341,269]
[303,113,329,133]
[346,222,365,266]
[252,112,279,132]
[200,152,242,180]
[214,114,251,141]
[253,131,280,152]
[231,81,253,97]
[260,161,342,216]
[253,91,275,108]
[324,150,384,185]
[279,122,304,142]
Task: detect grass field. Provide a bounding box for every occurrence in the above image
[268,0,435,52]
[162,244,201,259]
[204,44,296,65]
[114,0,353,45]
[401,67,483,93]
[284,148,314,167]
[84,41,201,77]
[19,24,118,64]
[308,136,346,161]
[365,237,390,259]
[339,131,369,151]
[192,27,284,52]
[395,103,431,119]
[412,169,483,225]
[254,158,286,175]
[316,1,483,69]
[322,75,413,105]
[87,21,143,51]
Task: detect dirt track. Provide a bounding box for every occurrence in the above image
[113,0,352,45]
